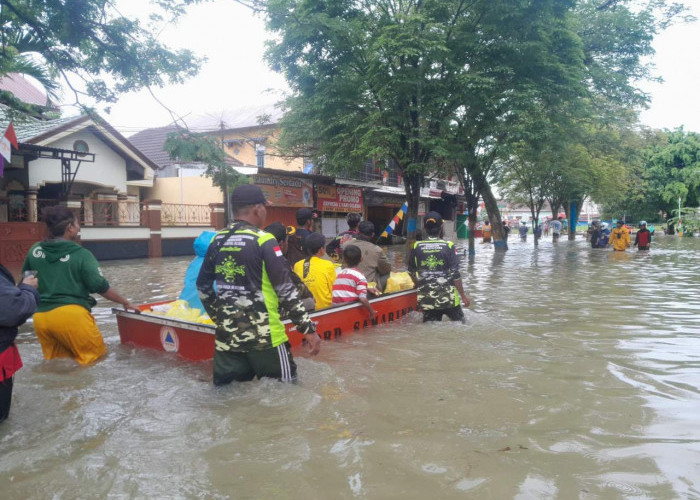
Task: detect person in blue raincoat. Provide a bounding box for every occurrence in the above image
[180,231,216,312]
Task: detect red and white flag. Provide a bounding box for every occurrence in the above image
[0,122,18,163]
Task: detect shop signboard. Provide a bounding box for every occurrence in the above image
[317,185,363,212]
[253,175,313,207]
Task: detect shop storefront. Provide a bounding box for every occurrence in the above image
[253,173,313,227]
[316,184,364,237]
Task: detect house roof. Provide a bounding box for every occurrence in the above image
[0,73,54,108]
[128,125,179,168]
[0,108,159,179]
[128,125,244,169]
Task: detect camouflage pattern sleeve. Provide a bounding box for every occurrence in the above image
[447,242,461,281]
[196,237,221,321]
[260,237,316,335]
[407,244,418,279]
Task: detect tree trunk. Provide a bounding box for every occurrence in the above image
[565,197,583,241]
[403,171,422,253]
[480,181,507,251]
[466,192,479,257]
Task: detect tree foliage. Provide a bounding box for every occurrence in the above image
[0,0,201,118]
[163,130,247,191]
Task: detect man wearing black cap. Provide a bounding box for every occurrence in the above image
[286,207,317,267]
[342,221,392,292]
[408,212,470,322]
[197,184,320,385]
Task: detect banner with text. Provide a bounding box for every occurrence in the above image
[317,185,363,212]
[254,175,313,207]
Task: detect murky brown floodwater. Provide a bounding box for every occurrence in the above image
[2,234,699,499]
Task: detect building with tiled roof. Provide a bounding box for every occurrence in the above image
[0,109,158,229]
[0,73,55,109]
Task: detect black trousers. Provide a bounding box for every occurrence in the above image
[0,377,14,422]
[423,306,465,323]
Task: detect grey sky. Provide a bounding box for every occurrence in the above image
[83,2,699,135]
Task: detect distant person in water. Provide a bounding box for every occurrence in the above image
[408,212,470,323]
[589,221,600,248]
[608,220,630,251]
[634,221,652,251]
[482,221,492,243]
[596,223,610,248]
[518,221,528,241]
[551,217,563,242]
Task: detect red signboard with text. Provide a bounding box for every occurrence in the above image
[317,185,363,212]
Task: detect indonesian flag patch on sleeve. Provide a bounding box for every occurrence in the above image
[274,246,284,257]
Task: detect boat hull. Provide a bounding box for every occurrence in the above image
[114,290,417,361]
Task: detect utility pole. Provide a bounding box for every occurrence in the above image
[220,120,230,226]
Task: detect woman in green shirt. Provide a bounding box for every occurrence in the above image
[22,205,138,364]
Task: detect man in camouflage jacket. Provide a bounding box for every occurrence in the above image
[408,212,471,323]
[197,185,320,385]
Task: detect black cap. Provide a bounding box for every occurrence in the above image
[296,207,317,225]
[358,220,375,236]
[264,222,287,243]
[424,211,443,228]
[305,232,326,254]
[230,184,268,206]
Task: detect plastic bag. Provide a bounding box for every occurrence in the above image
[384,272,414,293]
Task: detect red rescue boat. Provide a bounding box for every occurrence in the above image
[114,289,417,361]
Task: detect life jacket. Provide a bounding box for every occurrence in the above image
[637,229,651,247]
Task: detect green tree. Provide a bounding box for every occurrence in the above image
[266,0,465,245]
[164,130,248,225]
[640,128,700,219]
[0,0,201,119]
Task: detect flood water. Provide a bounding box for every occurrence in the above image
[2,234,700,499]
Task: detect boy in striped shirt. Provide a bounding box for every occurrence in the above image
[332,244,377,319]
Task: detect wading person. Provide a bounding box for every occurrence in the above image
[518,221,528,242]
[197,185,320,385]
[634,221,652,251]
[0,262,39,422]
[551,216,563,242]
[408,212,471,323]
[22,206,138,365]
[481,220,492,243]
[294,232,337,310]
[342,221,391,292]
[608,219,630,252]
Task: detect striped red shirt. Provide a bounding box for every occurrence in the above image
[332,268,368,304]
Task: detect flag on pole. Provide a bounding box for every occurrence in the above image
[1,122,18,162]
[0,123,18,177]
[379,202,408,239]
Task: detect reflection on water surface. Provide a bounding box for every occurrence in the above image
[1,235,699,498]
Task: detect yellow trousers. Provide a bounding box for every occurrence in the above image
[33,305,107,365]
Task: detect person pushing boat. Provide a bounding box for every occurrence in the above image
[408,212,470,323]
[196,184,320,385]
